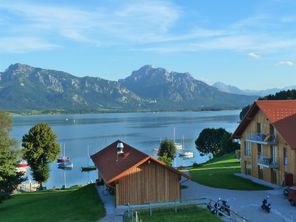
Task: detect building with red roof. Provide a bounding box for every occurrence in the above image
[91,140,190,205]
[232,100,296,185]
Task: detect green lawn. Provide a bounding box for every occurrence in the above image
[131,206,222,222]
[188,153,271,190]
[0,184,105,222]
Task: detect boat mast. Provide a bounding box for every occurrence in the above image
[64,143,66,157]
[173,127,176,143]
[63,170,67,188]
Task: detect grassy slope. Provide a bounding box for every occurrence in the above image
[0,184,105,222]
[134,206,222,222]
[189,153,271,190]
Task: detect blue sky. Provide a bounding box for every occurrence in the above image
[0,0,296,90]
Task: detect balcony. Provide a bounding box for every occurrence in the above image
[257,155,279,169]
[245,132,278,145]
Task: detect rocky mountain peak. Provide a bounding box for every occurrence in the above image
[0,63,256,112]
[5,63,34,74]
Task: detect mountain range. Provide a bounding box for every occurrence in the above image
[212,81,296,97]
[0,64,256,113]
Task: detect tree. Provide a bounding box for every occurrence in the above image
[0,112,24,202]
[195,128,239,157]
[240,89,296,121]
[239,105,251,120]
[22,123,60,189]
[158,154,173,166]
[158,139,176,160]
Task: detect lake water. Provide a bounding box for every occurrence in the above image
[11,110,240,188]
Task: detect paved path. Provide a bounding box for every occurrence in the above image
[96,185,124,222]
[181,180,296,222]
[96,177,296,222]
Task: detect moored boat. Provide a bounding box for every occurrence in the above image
[57,144,71,163]
[18,160,28,168]
[81,166,96,172]
[57,156,70,163]
[179,151,194,158]
[58,162,74,170]
[81,146,96,172]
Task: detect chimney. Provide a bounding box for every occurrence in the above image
[116,142,124,154]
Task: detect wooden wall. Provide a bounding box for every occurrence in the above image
[240,110,296,185]
[115,160,180,205]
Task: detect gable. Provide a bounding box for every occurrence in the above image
[233,100,296,149]
[91,140,190,185]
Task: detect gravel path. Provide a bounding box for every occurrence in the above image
[96,185,124,222]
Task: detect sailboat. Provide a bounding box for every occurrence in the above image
[57,144,73,170]
[57,144,70,163]
[81,146,96,172]
[173,128,183,150]
[178,136,194,158]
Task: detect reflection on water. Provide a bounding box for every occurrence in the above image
[11,110,240,188]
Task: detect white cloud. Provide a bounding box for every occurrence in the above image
[248,52,261,59]
[278,60,294,66]
[0,37,57,53]
[1,0,296,59]
[0,1,180,46]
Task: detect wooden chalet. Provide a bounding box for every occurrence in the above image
[91,140,190,205]
[233,100,296,185]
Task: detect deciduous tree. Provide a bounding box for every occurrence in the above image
[0,112,24,202]
[158,139,176,160]
[195,128,239,157]
[22,123,60,189]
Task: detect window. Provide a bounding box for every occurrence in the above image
[284,147,288,166]
[256,122,261,134]
[245,141,251,156]
[270,124,277,139]
[257,144,262,156]
[272,146,277,163]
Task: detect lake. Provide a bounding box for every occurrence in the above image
[11,110,240,188]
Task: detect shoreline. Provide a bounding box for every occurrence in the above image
[7,108,242,116]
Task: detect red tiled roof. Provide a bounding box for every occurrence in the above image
[232,100,296,149]
[91,140,190,185]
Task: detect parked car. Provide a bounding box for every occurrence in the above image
[287,186,296,205]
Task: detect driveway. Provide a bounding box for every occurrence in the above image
[181,180,296,222]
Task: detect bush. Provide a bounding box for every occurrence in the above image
[192,162,200,168]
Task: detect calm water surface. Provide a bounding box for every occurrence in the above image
[11,110,240,188]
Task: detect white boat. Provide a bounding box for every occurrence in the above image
[175,143,183,150]
[179,151,194,158]
[173,128,183,150]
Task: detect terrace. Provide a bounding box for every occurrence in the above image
[257,155,279,169]
[245,132,278,145]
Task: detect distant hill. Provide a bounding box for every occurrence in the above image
[119,65,256,110]
[212,81,296,97]
[0,64,153,113]
[0,64,256,113]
